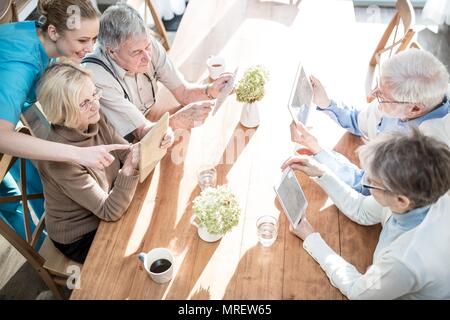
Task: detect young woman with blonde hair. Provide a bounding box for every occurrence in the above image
[0,0,128,242]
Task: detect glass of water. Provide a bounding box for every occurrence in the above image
[256,215,278,247]
[197,166,217,191]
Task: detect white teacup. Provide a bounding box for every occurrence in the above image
[138,248,174,284]
[207,55,226,80]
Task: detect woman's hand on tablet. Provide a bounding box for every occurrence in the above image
[160,127,174,149]
[289,218,315,241]
[122,143,139,176]
[281,155,325,177]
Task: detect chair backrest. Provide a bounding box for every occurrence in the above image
[21,102,51,140]
[366,0,416,102]
[0,0,18,24]
[0,122,81,299]
[0,128,37,243]
[369,0,416,68]
[0,153,14,184]
[129,0,171,51]
[409,40,422,50]
[0,126,44,246]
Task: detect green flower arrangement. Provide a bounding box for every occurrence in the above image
[192,185,241,235]
[236,65,269,104]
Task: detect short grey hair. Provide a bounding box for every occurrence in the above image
[381,49,449,110]
[358,128,450,209]
[97,2,147,50]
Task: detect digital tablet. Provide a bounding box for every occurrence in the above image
[212,67,239,115]
[273,167,308,228]
[138,112,169,183]
[288,62,313,125]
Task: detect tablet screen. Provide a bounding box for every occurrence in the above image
[288,64,313,124]
[274,168,308,228]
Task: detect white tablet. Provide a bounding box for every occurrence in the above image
[138,112,169,183]
[212,67,239,115]
[288,63,313,125]
[273,168,308,228]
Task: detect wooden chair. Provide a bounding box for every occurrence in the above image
[366,0,416,102]
[129,0,171,51]
[0,0,18,24]
[21,102,51,140]
[409,41,422,50]
[0,122,82,300]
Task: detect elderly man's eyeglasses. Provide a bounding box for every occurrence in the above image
[371,77,412,105]
[361,174,391,192]
[79,88,102,111]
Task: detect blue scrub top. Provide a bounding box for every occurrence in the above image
[0,21,49,125]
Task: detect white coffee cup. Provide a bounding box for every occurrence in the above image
[207,55,226,80]
[138,248,174,284]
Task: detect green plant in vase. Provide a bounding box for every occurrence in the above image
[235,65,269,128]
[236,65,269,103]
[191,185,241,242]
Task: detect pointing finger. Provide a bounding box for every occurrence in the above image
[105,144,131,152]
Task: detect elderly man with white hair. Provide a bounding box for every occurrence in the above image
[291,49,450,195]
[83,3,233,142]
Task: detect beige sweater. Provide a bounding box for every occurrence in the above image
[37,114,139,244]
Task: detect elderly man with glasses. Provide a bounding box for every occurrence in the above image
[83,3,233,142]
[291,49,450,195]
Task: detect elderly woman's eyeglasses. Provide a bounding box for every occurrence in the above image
[361,174,391,192]
[79,88,102,111]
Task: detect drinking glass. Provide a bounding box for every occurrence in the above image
[256,215,278,247]
[197,166,217,191]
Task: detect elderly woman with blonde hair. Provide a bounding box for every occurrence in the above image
[36,62,172,263]
[282,129,450,299]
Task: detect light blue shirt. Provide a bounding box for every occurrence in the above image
[314,97,450,195]
[0,21,49,125]
[373,205,430,259]
[318,98,450,137]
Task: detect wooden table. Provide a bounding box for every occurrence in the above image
[71,0,383,300]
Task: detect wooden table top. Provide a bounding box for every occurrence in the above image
[71,0,383,300]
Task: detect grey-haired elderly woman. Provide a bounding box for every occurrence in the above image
[281,129,450,299]
[83,2,234,142]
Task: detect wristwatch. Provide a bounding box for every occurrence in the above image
[205,84,215,99]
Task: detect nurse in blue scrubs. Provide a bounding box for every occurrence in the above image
[0,0,128,242]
